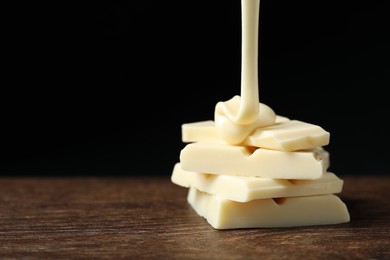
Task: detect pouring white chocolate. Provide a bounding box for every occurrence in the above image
[212,0,273,146]
[214,0,275,145]
[170,0,350,229]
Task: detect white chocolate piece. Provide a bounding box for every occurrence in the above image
[182,121,220,143]
[180,142,329,179]
[247,120,330,151]
[214,96,276,145]
[171,163,343,202]
[187,187,350,229]
[182,115,288,144]
[182,118,329,152]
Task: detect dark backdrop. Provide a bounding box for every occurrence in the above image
[1,0,389,177]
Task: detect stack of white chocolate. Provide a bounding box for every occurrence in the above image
[170,98,350,229]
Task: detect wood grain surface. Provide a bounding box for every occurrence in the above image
[0,175,389,259]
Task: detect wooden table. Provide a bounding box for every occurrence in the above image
[0,175,389,259]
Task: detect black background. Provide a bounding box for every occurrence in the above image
[1,0,389,177]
